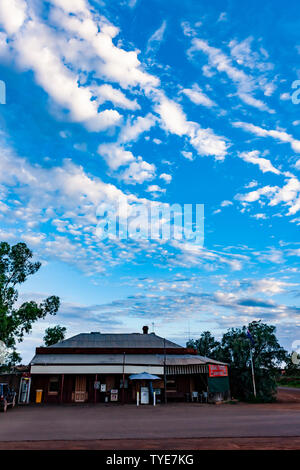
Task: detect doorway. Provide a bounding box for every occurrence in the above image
[74,376,86,402]
[140,386,149,404]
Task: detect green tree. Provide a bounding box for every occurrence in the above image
[187,331,220,359]
[217,321,287,402]
[43,325,66,346]
[0,350,22,372]
[0,242,60,364]
[284,352,300,377]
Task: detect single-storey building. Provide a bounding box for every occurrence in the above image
[0,365,30,400]
[29,326,230,404]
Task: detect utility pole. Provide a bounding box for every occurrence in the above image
[122,351,126,404]
[249,346,257,398]
[163,337,167,404]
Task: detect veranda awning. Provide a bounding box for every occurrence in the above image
[129,372,161,380]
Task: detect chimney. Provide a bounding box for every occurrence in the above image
[142,325,149,335]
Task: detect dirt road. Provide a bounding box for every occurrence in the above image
[0,387,299,450]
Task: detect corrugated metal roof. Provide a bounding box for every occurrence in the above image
[48,332,182,349]
[30,353,226,366]
[31,354,163,365]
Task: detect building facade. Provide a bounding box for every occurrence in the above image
[29,327,230,404]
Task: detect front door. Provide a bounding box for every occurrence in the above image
[140,386,149,404]
[75,376,86,402]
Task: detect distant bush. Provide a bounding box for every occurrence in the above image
[278,376,300,387]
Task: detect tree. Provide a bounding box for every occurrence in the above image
[0,242,60,363]
[43,325,66,346]
[284,353,300,377]
[0,350,22,372]
[216,321,287,402]
[187,331,220,359]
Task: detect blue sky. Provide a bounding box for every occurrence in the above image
[0,0,299,362]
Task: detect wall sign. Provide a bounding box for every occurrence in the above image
[209,364,228,377]
[110,389,118,402]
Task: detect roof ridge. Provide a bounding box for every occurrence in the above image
[48,331,182,348]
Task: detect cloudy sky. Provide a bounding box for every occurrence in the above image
[0,0,299,362]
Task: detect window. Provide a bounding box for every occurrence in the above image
[48,376,59,395]
[120,379,128,389]
[166,379,176,391]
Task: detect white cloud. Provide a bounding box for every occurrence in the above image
[0,138,255,279]
[127,0,138,8]
[97,143,135,170]
[290,217,300,226]
[280,92,291,101]
[182,83,216,108]
[50,4,159,89]
[159,173,172,183]
[287,248,300,257]
[228,37,273,73]
[73,142,87,152]
[50,0,87,13]
[0,150,122,210]
[188,37,274,112]
[0,0,161,132]
[154,95,189,136]
[0,0,27,35]
[146,20,167,56]
[247,278,297,295]
[294,159,300,170]
[238,150,281,175]
[12,18,122,130]
[93,84,140,110]
[0,138,162,272]
[119,114,157,143]
[233,121,300,153]
[181,151,194,161]
[98,113,157,180]
[217,12,228,22]
[146,185,166,196]
[154,93,228,159]
[269,177,300,215]
[253,248,284,264]
[236,185,277,203]
[0,0,230,176]
[22,233,46,245]
[221,200,233,207]
[252,213,267,220]
[188,123,227,160]
[236,177,300,216]
[170,241,246,271]
[0,31,8,57]
[245,180,258,189]
[120,157,156,184]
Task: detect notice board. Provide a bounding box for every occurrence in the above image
[209,364,228,377]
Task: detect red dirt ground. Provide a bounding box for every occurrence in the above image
[0,436,299,450]
[0,387,299,450]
